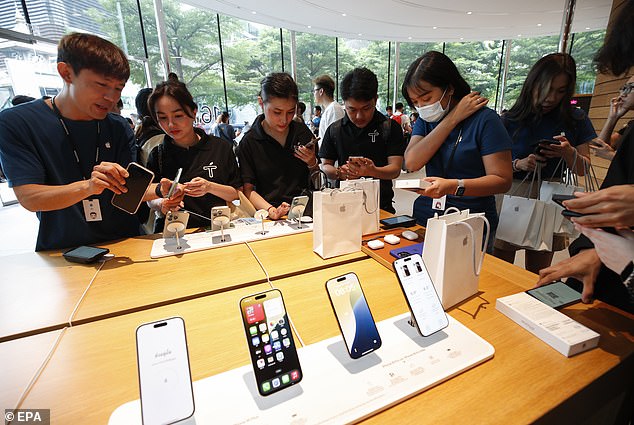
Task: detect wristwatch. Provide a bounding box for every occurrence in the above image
[454,179,465,196]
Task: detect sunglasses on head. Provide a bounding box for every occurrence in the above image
[620,82,634,95]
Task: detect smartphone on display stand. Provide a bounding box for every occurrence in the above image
[287,195,309,223]
[211,205,231,231]
[136,317,195,425]
[111,162,154,214]
[239,289,303,396]
[325,272,382,359]
[394,254,448,337]
[526,281,582,309]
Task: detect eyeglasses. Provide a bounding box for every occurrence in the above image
[620,82,634,96]
[312,87,321,93]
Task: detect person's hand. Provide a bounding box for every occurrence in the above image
[563,185,634,228]
[294,145,318,168]
[589,139,616,160]
[346,157,376,179]
[338,163,353,180]
[576,224,634,275]
[419,177,456,198]
[183,177,211,197]
[516,153,546,172]
[538,136,575,160]
[537,249,602,304]
[447,91,489,123]
[159,198,184,215]
[159,177,185,208]
[89,161,129,195]
[608,96,628,121]
[268,202,290,220]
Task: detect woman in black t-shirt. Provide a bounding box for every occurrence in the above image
[146,73,241,230]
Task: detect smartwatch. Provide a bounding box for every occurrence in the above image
[454,179,465,196]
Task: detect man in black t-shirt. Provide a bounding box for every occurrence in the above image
[319,67,405,213]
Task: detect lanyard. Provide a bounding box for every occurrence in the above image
[51,96,101,180]
[440,127,462,178]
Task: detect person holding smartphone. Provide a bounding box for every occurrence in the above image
[493,53,596,273]
[0,33,181,251]
[236,73,318,220]
[146,73,241,231]
[401,51,512,251]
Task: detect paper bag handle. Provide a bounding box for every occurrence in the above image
[453,215,490,277]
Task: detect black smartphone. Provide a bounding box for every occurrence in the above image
[526,281,582,309]
[534,139,561,155]
[325,273,382,359]
[380,215,417,229]
[552,194,576,208]
[63,246,109,264]
[239,289,302,396]
[111,162,154,214]
[561,209,585,218]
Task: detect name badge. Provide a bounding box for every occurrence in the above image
[82,199,103,222]
[431,195,446,211]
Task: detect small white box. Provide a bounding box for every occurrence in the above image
[496,292,600,357]
[394,178,431,190]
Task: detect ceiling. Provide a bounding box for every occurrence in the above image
[184,0,612,43]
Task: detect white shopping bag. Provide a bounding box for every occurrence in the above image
[422,208,490,309]
[497,195,556,251]
[312,189,363,259]
[339,178,380,235]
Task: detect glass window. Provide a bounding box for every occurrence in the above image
[445,41,503,102]
[570,29,606,94]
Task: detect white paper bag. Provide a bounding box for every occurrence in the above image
[312,189,363,259]
[497,195,556,251]
[422,209,489,309]
[339,178,380,235]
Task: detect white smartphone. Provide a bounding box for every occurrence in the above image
[325,272,382,359]
[393,254,448,337]
[166,168,183,199]
[211,205,231,230]
[287,195,309,221]
[136,317,195,425]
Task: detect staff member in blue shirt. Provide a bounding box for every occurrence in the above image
[402,51,512,251]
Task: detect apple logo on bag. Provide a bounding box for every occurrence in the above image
[462,236,468,246]
[514,206,519,212]
[340,205,346,213]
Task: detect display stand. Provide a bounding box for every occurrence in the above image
[150,220,313,258]
[109,313,494,424]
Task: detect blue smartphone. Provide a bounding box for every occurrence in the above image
[325,272,382,359]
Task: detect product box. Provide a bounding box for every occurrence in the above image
[496,292,600,357]
[394,179,431,190]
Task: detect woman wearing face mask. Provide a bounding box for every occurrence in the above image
[146,73,241,231]
[493,53,594,273]
[403,51,513,251]
[236,73,318,220]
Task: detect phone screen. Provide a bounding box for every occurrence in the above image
[380,215,416,227]
[240,290,302,396]
[325,273,382,359]
[394,254,448,337]
[136,317,194,425]
[526,281,582,309]
[112,162,154,214]
[288,195,309,221]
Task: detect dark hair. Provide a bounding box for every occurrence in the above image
[386,105,393,111]
[401,51,470,108]
[134,87,160,140]
[297,102,306,114]
[340,68,378,101]
[259,73,298,103]
[148,73,198,121]
[135,87,153,117]
[116,98,123,109]
[594,0,634,76]
[395,102,404,110]
[57,32,129,81]
[220,111,230,123]
[313,75,336,98]
[505,53,576,125]
[11,95,35,106]
[315,105,322,112]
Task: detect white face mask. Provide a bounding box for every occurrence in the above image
[416,88,449,122]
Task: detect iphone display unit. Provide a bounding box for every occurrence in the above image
[394,254,448,337]
[325,272,382,359]
[239,289,303,396]
[211,205,231,231]
[136,317,195,425]
[287,195,309,222]
[112,162,154,214]
[526,281,582,309]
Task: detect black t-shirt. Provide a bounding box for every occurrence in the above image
[319,110,405,212]
[147,128,241,229]
[236,115,315,206]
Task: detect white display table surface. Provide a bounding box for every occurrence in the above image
[109,313,494,424]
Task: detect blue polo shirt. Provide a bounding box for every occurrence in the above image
[503,108,596,179]
[0,99,141,251]
[411,107,511,230]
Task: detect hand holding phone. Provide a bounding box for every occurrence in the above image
[394,254,448,337]
[166,168,183,199]
[111,162,154,214]
[239,289,302,396]
[136,317,195,425]
[526,281,581,309]
[326,273,382,358]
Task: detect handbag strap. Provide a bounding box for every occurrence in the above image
[453,215,490,277]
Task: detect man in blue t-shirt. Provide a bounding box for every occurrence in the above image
[0,33,183,251]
